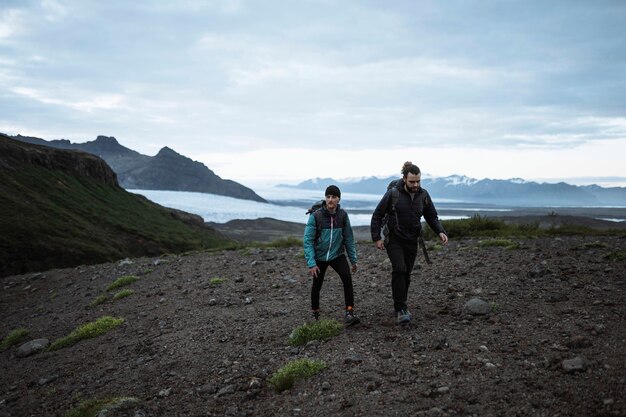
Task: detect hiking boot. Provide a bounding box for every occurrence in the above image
[397,309,411,325]
[344,307,360,326]
[312,309,320,321]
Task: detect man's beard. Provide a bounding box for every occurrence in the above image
[406,184,419,193]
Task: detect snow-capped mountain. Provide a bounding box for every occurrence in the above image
[279,175,625,206]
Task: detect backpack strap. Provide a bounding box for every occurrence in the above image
[312,210,321,241]
[390,187,399,212]
[390,187,400,234]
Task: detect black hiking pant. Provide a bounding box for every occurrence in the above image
[386,233,418,312]
[311,254,354,311]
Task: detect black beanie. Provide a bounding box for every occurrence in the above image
[325,185,341,198]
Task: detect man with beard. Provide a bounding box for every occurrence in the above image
[371,162,448,325]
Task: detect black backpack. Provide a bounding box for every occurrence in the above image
[382,179,431,264]
[306,201,324,242]
[306,200,324,215]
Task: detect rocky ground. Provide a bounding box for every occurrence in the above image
[1,234,625,417]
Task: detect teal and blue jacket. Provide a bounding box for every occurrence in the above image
[303,204,358,268]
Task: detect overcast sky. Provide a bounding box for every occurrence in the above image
[1,0,625,186]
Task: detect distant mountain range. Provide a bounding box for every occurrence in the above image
[8,133,266,203]
[280,175,626,206]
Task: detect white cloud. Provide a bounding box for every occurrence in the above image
[11,86,126,112]
[0,9,26,42]
[195,31,498,92]
[41,0,68,21]
[135,0,245,15]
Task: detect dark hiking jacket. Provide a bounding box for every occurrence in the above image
[303,204,357,268]
[370,182,445,242]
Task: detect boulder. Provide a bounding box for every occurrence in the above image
[17,339,49,358]
[463,298,492,315]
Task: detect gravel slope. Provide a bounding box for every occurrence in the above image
[1,235,624,417]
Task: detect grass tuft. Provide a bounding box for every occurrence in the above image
[49,316,124,351]
[113,289,134,300]
[269,358,326,392]
[89,294,108,307]
[422,214,623,240]
[288,319,342,346]
[210,277,225,286]
[106,275,139,291]
[604,250,626,261]
[0,328,29,351]
[64,397,139,417]
[584,241,609,249]
[262,237,303,248]
[478,239,520,250]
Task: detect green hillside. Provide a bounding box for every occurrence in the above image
[0,136,230,277]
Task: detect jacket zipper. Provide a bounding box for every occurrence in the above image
[326,215,334,261]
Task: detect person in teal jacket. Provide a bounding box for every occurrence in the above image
[303,185,359,325]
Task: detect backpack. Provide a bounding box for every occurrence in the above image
[306,201,324,242]
[382,179,432,264]
[306,200,324,215]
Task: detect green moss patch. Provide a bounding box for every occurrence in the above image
[49,316,124,351]
[478,239,520,250]
[288,319,342,346]
[584,241,609,249]
[604,250,626,261]
[269,358,326,392]
[210,277,225,286]
[0,328,29,351]
[107,275,139,291]
[113,289,134,300]
[89,294,108,307]
[64,397,139,417]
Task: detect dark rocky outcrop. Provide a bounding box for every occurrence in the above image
[0,134,118,186]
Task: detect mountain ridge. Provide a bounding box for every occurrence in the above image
[279,175,626,206]
[9,133,266,203]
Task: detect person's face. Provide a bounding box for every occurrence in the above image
[404,172,421,193]
[325,194,340,210]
